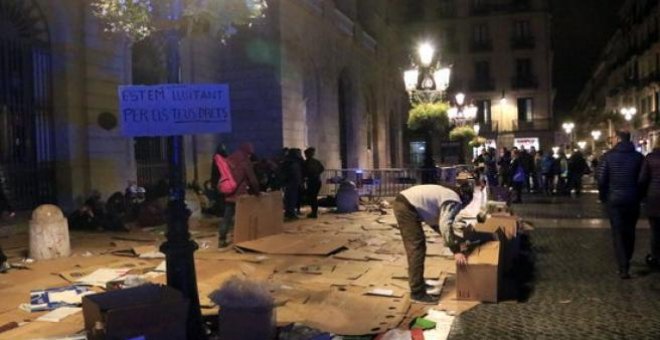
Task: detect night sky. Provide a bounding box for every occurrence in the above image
[551,0,625,116]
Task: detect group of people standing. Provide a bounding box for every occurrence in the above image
[598,131,660,279]
[474,145,591,203]
[211,143,325,248]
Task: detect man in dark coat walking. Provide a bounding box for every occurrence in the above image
[598,131,644,279]
[303,147,325,218]
[639,138,660,268]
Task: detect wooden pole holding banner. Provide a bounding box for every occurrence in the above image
[157,0,205,338]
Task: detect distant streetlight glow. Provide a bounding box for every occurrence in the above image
[455,92,466,105]
[577,141,587,150]
[473,123,480,135]
[591,130,601,140]
[620,107,637,121]
[562,122,575,134]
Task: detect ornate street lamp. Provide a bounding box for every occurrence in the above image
[591,130,601,140]
[403,42,451,104]
[562,121,575,148]
[447,92,478,126]
[620,106,637,121]
[577,141,587,150]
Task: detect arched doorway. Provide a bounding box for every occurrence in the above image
[0,0,55,209]
[131,37,173,191]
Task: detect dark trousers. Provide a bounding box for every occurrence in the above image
[284,184,299,217]
[219,202,236,241]
[306,179,321,216]
[650,217,660,259]
[569,175,583,196]
[0,246,6,264]
[512,181,523,202]
[542,174,554,195]
[393,195,426,296]
[607,204,640,273]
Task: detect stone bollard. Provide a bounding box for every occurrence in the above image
[29,204,70,260]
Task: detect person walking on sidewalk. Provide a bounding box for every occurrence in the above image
[303,147,325,219]
[510,149,526,203]
[218,143,260,248]
[639,138,660,269]
[393,179,489,304]
[568,150,589,196]
[598,131,644,279]
[281,148,304,220]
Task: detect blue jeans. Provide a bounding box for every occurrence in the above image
[219,202,236,242]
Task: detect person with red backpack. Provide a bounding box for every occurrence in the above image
[215,143,260,248]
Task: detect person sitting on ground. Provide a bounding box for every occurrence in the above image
[335,180,360,213]
[393,175,490,304]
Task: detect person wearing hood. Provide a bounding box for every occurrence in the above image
[393,175,489,304]
[598,131,644,279]
[219,143,260,248]
[639,138,660,269]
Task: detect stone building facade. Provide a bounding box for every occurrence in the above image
[0,0,407,211]
[573,0,660,153]
[401,0,554,161]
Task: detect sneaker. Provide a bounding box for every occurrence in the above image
[426,287,441,296]
[218,240,231,249]
[411,293,439,304]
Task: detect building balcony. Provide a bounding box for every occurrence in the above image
[469,78,496,92]
[470,41,493,53]
[511,118,552,132]
[470,0,531,15]
[478,120,498,134]
[511,36,535,50]
[511,75,538,89]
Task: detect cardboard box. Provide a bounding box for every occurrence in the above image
[82,284,189,340]
[456,241,501,303]
[234,192,284,243]
[475,216,520,272]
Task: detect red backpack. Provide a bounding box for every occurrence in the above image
[214,154,237,195]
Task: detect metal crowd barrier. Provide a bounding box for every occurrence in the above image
[319,166,473,200]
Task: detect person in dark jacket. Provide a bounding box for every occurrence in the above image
[304,147,325,218]
[282,148,304,220]
[568,150,588,196]
[498,147,512,187]
[485,147,498,186]
[598,131,644,279]
[639,139,660,269]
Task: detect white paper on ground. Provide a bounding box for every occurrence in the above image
[154,261,166,272]
[138,251,166,259]
[366,288,395,296]
[36,307,82,323]
[424,309,455,340]
[76,268,130,287]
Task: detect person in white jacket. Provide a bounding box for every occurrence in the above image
[393,178,489,304]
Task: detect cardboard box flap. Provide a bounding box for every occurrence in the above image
[475,216,518,239]
[235,233,347,255]
[467,241,500,265]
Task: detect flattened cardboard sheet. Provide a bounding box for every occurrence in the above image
[235,233,347,255]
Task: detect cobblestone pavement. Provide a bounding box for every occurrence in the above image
[448,192,660,339]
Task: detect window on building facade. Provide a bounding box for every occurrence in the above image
[441,27,459,53]
[438,0,456,17]
[472,24,490,44]
[516,58,532,77]
[475,61,491,80]
[476,99,491,123]
[517,97,533,122]
[513,20,531,39]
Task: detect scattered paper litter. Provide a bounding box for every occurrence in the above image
[154,261,166,272]
[366,288,395,297]
[138,251,165,259]
[36,307,82,323]
[76,268,130,287]
[423,309,455,340]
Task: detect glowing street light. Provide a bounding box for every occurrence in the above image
[620,107,637,121]
[591,130,601,140]
[418,42,435,67]
[473,123,481,135]
[562,122,575,134]
[577,141,587,150]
